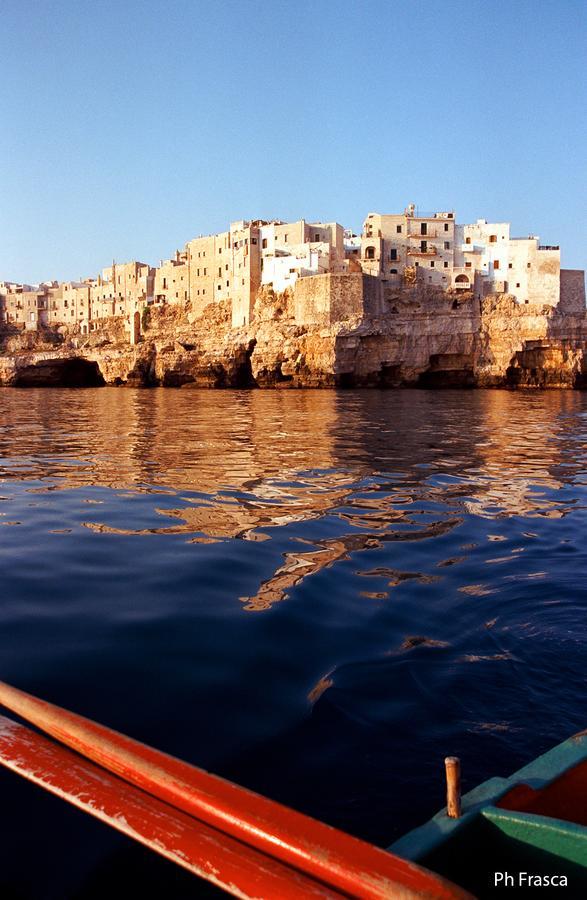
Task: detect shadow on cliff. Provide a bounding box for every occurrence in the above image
[12,357,105,388]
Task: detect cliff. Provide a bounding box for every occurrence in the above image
[1,284,586,389]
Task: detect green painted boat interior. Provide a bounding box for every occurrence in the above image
[419,807,587,896]
[390,732,587,895]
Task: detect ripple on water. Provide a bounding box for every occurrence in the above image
[0,387,586,878]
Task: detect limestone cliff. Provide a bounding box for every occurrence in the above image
[1,284,586,389]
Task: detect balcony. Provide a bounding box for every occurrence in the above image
[407,247,437,257]
[408,229,440,239]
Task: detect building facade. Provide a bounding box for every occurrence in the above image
[0,206,581,335]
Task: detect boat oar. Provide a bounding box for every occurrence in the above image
[0,680,470,899]
[0,713,344,898]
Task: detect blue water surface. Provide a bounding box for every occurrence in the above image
[0,387,586,898]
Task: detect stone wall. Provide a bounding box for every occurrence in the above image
[560,269,586,314]
[293,273,381,325]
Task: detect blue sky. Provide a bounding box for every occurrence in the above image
[1,0,585,283]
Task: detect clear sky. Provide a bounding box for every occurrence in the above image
[1,0,585,283]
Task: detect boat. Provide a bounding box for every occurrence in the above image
[0,679,470,899]
[0,678,585,897]
[391,731,587,896]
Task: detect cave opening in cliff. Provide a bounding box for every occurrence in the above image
[13,358,106,388]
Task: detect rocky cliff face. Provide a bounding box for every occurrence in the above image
[1,286,586,388]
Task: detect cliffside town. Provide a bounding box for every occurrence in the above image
[1,205,585,389]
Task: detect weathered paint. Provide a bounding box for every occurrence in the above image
[0,715,341,899]
[0,682,470,899]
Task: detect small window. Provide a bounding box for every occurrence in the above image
[494,260,500,270]
[444,241,450,250]
[430,261,435,267]
[465,237,471,244]
[225,264,228,271]
[527,263,531,268]
[508,263,513,269]
[444,261,448,268]
[420,223,427,235]
[396,225,402,234]
[420,240,427,252]
[465,262,472,268]
[516,282,520,288]
[262,239,268,249]
[284,234,288,242]
[444,223,449,232]
[314,233,320,241]
[390,268,398,274]
[251,238,257,245]
[218,247,222,254]
[390,248,398,260]
[226,280,229,287]
[204,268,207,275]
[414,261,419,267]
[218,267,222,277]
[489,235,497,243]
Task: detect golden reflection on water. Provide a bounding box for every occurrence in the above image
[1,387,586,611]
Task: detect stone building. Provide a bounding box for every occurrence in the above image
[453,219,561,304]
[1,206,582,338]
[361,206,457,290]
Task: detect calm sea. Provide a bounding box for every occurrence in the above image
[0,388,586,898]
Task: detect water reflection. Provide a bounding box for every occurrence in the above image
[1,386,587,881]
[1,388,586,613]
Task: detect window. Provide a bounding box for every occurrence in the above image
[218,267,222,277]
[465,262,472,268]
[465,237,472,244]
[390,248,398,260]
[365,246,376,260]
[226,280,229,287]
[225,264,228,271]
[217,283,221,290]
[508,263,513,269]
[262,239,268,249]
[162,279,167,289]
[396,225,402,233]
[197,268,200,276]
[489,235,497,243]
[284,234,288,242]
[430,261,435,267]
[444,223,449,232]
[251,238,257,244]
[420,223,427,235]
[203,268,207,275]
[494,260,500,270]
[314,233,320,241]
[414,261,419,267]
[527,263,531,268]
[444,261,449,268]
[444,241,450,250]
[516,282,520,288]
[218,247,222,254]
[420,240,427,252]
[390,268,398,274]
